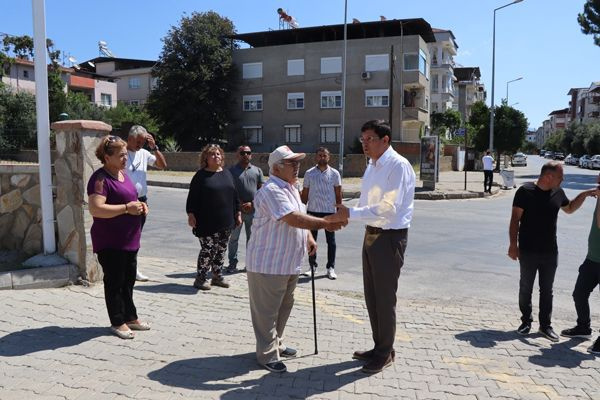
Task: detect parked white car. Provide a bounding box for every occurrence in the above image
[511,152,527,167]
[590,155,600,170]
[580,155,592,168]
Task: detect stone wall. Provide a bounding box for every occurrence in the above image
[0,164,43,256]
[51,120,112,282]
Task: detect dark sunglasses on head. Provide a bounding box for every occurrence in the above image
[104,135,119,150]
[240,151,252,155]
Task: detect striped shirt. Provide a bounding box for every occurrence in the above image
[303,165,341,213]
[349,146,415,229]
[246,175,308,275]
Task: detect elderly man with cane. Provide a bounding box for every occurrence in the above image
[246,145,346,373]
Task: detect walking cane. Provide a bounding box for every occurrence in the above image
[311,263,318,354]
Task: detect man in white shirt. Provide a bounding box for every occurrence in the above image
[482,150,494,194]
[326,119,415,374]
[301,147,342,279]
[125,125,167,281]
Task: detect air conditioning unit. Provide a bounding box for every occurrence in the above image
[361,71,371,80]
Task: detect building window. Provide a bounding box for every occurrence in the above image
[100,93,112,107]
[420,49,428,77]
[242,62,263,79]
[287,92,304,109]
[243,94,263,111]
[287,59,304,76]
[243,126,263,144]
[432,102,439,113]
[151,77,159,89]
[320,57,342,74]
[284,125,302,143]
[23,70,29,78]
[365,89,389,107]
[320,91,342,109]
[432,75,439,93]
[129,77,141,89]
[404,49,428,77]
[128,100,140,106]
[320,124,340,143]
[365,54,389,72]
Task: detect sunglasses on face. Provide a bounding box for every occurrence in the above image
[104,135,119,150]
[240,151,252,156]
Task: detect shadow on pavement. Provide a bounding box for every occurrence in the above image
[297,274,328,284]
[529,338,596,368]
[455,329,530,348]
[164,272,196,279]
[148,354,365,396]
[0,326,107,356]
[135,283,197,295]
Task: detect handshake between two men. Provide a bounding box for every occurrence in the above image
[323,204,350,229]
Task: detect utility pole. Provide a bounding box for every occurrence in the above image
[388,45,394,129]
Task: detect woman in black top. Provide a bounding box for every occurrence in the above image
[186,144,241,290]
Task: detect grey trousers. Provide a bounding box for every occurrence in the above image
[247,271,298,365]
[362,227,408,359]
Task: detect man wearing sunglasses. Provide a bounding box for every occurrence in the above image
[226,145,264,273]
[125,125,167,281]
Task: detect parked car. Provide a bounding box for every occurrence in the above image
[545,151,555,159]
[590,155,600,169]
[512,152,527,167]
[580,155,592,168]
[565,154,580,165]
[539,149,546,156]
[553,152,565,161]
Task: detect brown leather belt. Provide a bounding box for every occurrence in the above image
[365,226,408,234]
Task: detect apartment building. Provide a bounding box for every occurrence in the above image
[227,18,435,153]
[453,67,486,123]
[567,82,600,125]
[1,58,117,107]
[429,29,457,114]
[548,108,570,134]
[79,57,156,106]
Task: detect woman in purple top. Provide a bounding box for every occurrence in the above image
[87,135,150,340]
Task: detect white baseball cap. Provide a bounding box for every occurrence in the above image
[268,145,306,169]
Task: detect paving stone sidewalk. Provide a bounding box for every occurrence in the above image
[1,256,599,399]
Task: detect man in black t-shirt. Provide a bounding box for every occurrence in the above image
[508,161,597,342]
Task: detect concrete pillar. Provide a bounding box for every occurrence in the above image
[51,120,112,282]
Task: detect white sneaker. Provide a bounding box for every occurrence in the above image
[327,268,337,280]
[301,268,314,277]
[136,271,149,282]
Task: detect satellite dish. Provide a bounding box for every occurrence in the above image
[73,64,81,70]
[87,61,95,68]
[68,56,77,64]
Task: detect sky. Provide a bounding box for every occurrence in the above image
[2,0,599,129]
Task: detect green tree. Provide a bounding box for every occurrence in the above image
[0,84,37,152]
[469,101,491,151]
[104,102,159,138]
[494,104,528,154]
[578,0,600,46]
[584,123,600,154]
[64,92,105,121]
[147,11,238,150]
[430,109,462,139]
[544,130,564,152]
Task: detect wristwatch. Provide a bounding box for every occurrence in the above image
[150,146,159,152]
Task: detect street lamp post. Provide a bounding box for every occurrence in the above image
[489,0,524,152]
[506,76,523,104]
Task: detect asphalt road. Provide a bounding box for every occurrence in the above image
[140,156,600,325]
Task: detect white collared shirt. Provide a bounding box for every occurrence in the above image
[303,165,341,213]
[125,149,156,197]
[246,175,307,275]
[349,146,415,229]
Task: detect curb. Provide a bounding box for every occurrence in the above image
[149,180,496,200]
[0,264,79,290]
